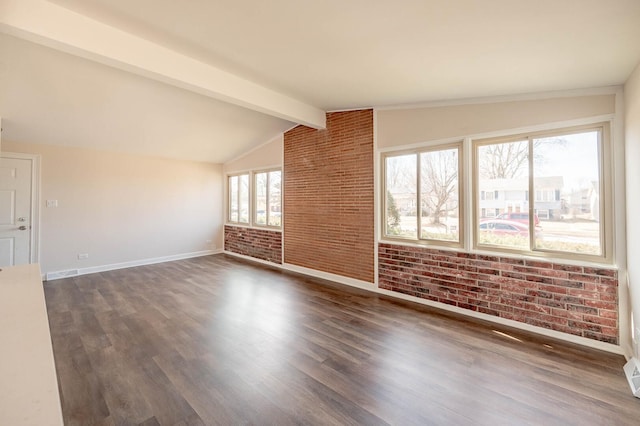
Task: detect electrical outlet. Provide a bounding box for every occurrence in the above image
[77,253,89,260]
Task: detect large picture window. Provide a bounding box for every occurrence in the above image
[474,124,608,259]
[384,144,461,245]
[381,122,611,262]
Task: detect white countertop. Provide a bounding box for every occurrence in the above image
[0,264,64,426]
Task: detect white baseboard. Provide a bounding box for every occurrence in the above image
[373,287,624,355]
[223,251,376,291]
[225,250,624,355]
[44,249,221,281]
[45,269,80,281]
[222,250,284,268]
[282,262,376,291]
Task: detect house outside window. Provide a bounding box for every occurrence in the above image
[474,123,610,261]
[381,122,612,263]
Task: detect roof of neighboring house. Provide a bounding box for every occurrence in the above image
[482,176,564,191]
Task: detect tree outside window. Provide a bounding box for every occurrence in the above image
[475,127,603,257]
[382,123,609,262]
[384,145,461,244]
[228,174,249,224]
[255,170,282,227]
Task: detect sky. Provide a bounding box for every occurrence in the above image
[534,130,600,190]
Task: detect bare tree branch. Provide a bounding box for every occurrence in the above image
[421,150,458,224]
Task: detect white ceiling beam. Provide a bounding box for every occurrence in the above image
[0,0,326,129]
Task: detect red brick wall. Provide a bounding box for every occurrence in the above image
[378,243,619,344]
[284,110,374,282]
[224,226,282,264]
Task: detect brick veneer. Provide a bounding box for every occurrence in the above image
[283,110,374,282]
[224,225,282,264]
[378,243,619,344]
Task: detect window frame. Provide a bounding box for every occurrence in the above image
[381,141,464,248]
[227,172,250,225]
[253,168,282,229]
[472,122,612,263]
[226,168,282,230]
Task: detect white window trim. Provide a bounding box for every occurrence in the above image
[227,172,250,225]
[381,142,463,248]
[226,168,283,230]
[379,118,615,265]
[472,122,612,263]
[253,168,282,229]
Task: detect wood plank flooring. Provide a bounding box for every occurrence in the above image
[44,254,640,425]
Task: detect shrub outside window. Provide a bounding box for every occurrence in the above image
[384,144,461,245]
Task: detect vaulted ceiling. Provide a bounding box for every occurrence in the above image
[1,0,639,162]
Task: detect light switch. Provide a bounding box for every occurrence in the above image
[46,200,58,208]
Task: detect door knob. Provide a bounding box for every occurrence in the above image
[18,226,27,231]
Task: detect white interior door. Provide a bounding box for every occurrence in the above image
[0,157,33,267]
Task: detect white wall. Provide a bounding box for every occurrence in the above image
[221,134,283,227]
[3,141,223,275]
[625,64,640,356]
[377,94,615,148]
[223,134,283,174]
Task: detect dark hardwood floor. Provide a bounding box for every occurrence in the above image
[45,254,640,425]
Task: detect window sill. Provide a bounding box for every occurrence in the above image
[225,223,283,233]
[378,238,617,270]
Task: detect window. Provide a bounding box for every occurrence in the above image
[481,190,498,200]
[535,190,557,202]
[536,209,550,220]
[228,173,249,224]
[474,124,608,259]
[254,170,282,227]
[381,123,611,262]
[384,144,461,245]
[228,169,282,228]
[477,139,530,249]
[483,208,497,218]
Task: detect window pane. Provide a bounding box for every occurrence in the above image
[268,171,281,227]
[385,154,417,238]
[239,174,249,223]
[477,140,529,249]
[420,148,459,241]
[533,131,601,255]
[229,176,239,222]
[255,172,267,225]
